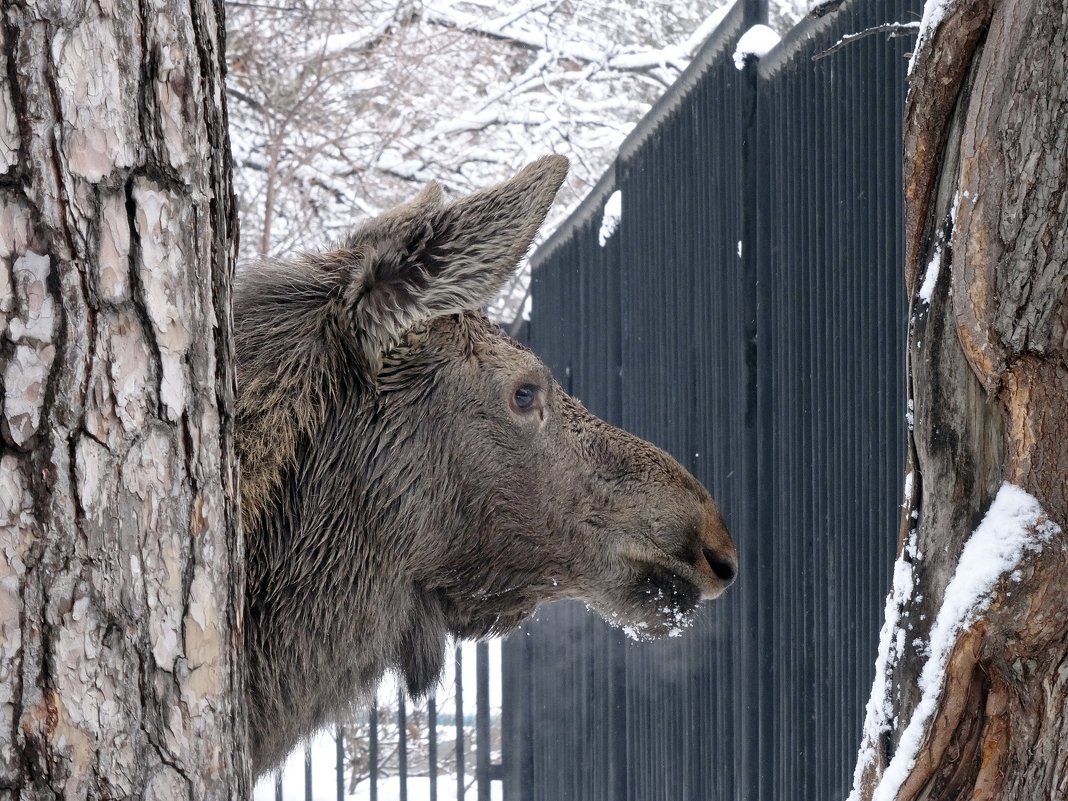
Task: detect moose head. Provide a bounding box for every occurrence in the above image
[234,156,737,774]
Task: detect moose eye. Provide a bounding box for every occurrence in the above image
[511,383,540,413]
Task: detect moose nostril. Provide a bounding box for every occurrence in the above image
[703,548,737,583]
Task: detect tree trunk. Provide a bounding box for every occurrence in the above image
[850,0,1068,799]
[0,0,246,797]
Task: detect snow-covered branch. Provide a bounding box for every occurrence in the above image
[226,0,809,316]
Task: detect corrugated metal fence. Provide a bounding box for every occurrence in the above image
[502,1,920,799]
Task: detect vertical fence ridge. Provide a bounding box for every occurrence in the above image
[504,0,919,798]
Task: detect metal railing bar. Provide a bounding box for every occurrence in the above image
[398,687,408,801]
[369,702,379,801]
[429,694,438,801]
[455,645,465,800]
[304,742,312,801]
[475,641,491,801]
[336,725,344,801]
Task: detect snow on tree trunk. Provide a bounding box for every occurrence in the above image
[849,0,1068,799]
[0,0,246,797]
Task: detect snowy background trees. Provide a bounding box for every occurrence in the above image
[225,0,810,318]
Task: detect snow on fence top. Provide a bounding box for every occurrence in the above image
[598,190,622,247]
[733,24,782,69]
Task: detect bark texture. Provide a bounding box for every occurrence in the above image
[0,0,245,797]
[851,0,1068,799]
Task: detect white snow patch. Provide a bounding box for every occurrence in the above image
[902,471,914,508]
[917,246,941,304]
[851,483,1061,801]
[918,193,960,305]
[733,25,781,70]
[849,525,921,791]
[598,190,622,247]
[910,0,952,74]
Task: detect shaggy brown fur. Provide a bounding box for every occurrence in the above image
[235,156,737,774]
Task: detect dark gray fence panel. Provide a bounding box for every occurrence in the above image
[503,1,919,799]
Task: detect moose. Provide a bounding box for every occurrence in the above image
[234,155,738,774]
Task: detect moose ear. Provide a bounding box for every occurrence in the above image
[346,155,568,373]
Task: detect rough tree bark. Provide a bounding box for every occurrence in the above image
[0,0,246,798]
[850,0,1068,799]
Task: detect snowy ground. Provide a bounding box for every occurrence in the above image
[255,641,503,801]
[254,731,502,801]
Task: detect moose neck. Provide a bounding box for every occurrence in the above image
[243,349,570,773]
